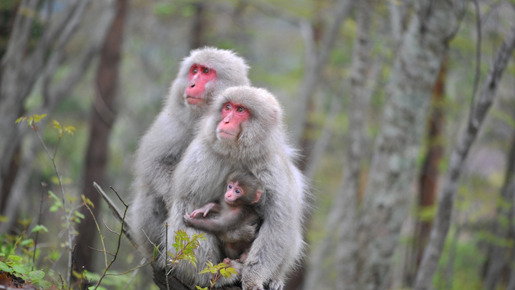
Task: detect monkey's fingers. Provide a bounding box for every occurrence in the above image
[190,210,201,217]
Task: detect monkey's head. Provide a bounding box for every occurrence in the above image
[225,171,263,206]
[206,86,285,160]
[168,47,250,113]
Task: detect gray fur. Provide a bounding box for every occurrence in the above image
[129,47,250,259]
[164,86,308,289]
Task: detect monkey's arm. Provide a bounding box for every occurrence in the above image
[189,202,221,218]
[183,208,243,233]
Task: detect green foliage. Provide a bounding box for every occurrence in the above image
[168,230,206,268]
[434,233,484,290]
[15,114,47,131]
[0,234,51,288]
[197,261,238,290]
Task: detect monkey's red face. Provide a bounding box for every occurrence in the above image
[225,181,244,205]
[185,64,217,105]
[217,102,250,141]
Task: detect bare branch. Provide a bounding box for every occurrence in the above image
[93,182,138,249]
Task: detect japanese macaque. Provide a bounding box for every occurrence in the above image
[164,86,308,290]
[183,171,263,263]
[128,47,250,259]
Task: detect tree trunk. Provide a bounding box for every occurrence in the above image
[189,2,207,50]
[335,0,373,288]
[303,1,373,288]
[482,131,515,289]
[358,1,462,289]
[414,25,515,290]
[406,56,447,286]
[290,0,354,147]
[73,0,127,277]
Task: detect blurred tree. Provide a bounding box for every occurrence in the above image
[304,0,374,289]
[406,56,447,286]
[415,24,515,290]
[190,2,207,49]
[483,131,515,290]
[357,1,464,289]
[0,0,110,233]
[73,0,128,280]
[289,0,353,152]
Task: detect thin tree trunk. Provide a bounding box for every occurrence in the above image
[303,1,373,288]
[414,25,515,290]
[335,0,373,288]
[190,2,207,50]
[73,0,127,277]
[406,56,447,286]
[482,132,515,290]
[358,1,462,289]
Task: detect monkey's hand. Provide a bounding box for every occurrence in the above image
[183,213,195,227]
[190,202,217,217]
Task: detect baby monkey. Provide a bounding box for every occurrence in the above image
[183,171,263,262]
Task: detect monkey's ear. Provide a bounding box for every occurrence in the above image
[252,190,262,204]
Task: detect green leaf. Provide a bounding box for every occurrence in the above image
[29,270,45,281]
[31,225,49,233]
[64,125,76,136]
[33,114,47,123]
[12,264,28,275]
[9,255,22,262]
[21,239,34,247]
[0,261,12,272]
[15,116,27,124]
[74,211,85,220]
[153,245,158,261]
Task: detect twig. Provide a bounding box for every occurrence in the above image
[32,182,47,270]
[83,196,108,267]
[33,126,74,286]
[93,186,130,289]
[93,182,139,249]
[165,223,170,290]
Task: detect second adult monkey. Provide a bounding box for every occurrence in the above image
[183,171,263,263]
[128,47,250,259]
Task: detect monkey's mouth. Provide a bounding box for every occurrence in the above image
[224,198,237,206]
[186,95,203,105]
[217,129,236,141]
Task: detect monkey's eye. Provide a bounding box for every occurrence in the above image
[202,67,210,74]
[224,103,232,111]
[235,189,241,195]
[228,184,233,189]
[191,66,198,74]
[236,106,245,113]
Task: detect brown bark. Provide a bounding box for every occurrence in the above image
[407,57,447,285]
[73,0,127,277]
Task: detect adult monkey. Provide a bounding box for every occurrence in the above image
[165,86,308,289]
[129,47,250,261]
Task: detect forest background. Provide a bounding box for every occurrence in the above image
[0,0,514,289]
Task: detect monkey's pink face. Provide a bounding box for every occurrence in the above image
[185,64,217,105]
[217,102,250,141]
[225,181,244,205]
